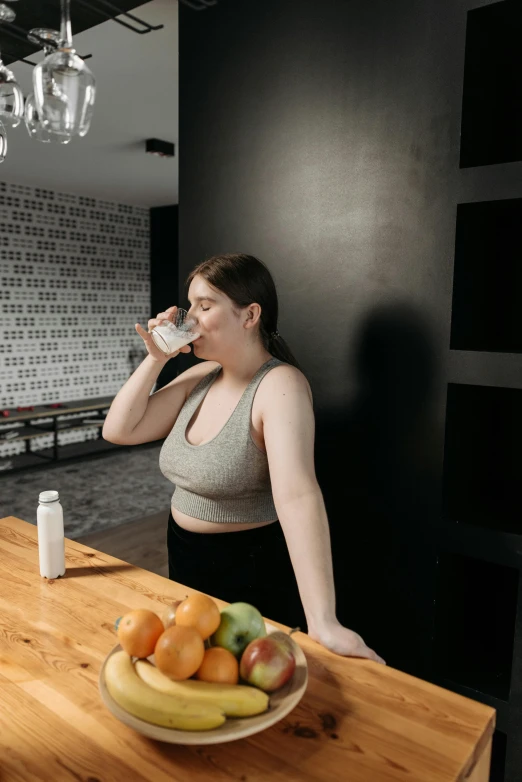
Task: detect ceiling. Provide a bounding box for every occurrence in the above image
[0,0,178,207]
[0,0,149,66]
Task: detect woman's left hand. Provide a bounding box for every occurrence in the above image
[309,621,387,665]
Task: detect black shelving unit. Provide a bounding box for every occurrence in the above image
[0,396,117,474]
[435,5,522,777]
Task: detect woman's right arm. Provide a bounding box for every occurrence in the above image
[103,306,212,446]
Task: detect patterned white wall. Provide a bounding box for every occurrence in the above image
[0,180,150,460]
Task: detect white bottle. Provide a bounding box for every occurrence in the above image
[37,490,66,579]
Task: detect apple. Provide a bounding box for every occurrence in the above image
[210,602,266,657]
[239,631,296,692]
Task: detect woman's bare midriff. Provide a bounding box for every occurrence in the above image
[171,505,277,534]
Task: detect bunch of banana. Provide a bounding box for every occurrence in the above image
[104,651,225,730]
[135,659,270,717]
[104,651,270,731]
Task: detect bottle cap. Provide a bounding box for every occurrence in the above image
[39,490,60,503]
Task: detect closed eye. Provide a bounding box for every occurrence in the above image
[200,306,210,311]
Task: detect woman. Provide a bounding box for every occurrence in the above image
[103,254,385,665]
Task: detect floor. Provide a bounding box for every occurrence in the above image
[0,442,172,539]
[0,442,173,578]
[77,509,169,578]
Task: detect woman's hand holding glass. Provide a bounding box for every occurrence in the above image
[135,306,197,363]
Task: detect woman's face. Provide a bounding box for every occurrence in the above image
[187,274,254,360]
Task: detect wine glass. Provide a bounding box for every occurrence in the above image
[32,0,96,138]
[25,92,71,144]
[25,30,71,144]
[0,120,7,163]
[0,4,24,128]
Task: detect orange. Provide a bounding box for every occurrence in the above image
[174,593,221,641]
[117,609,164,659]
[154,625,205,680]
[196,647,239,685]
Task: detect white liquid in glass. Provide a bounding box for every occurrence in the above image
[151,324,198,355]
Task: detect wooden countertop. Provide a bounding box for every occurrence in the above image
[0,516,495,782]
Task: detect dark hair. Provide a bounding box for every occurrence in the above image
[187,253,301,370]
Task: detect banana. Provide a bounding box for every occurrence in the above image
[134,659,270,718]
[104,651,226,730]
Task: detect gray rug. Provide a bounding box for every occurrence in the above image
[0,444,172,539]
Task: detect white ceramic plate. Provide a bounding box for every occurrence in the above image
[98,622,308,745]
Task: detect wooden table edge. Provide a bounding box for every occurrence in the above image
[0,516,498,782]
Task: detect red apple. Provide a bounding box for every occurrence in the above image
[239,631,297,692]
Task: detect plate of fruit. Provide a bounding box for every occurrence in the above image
[99,594,308,744]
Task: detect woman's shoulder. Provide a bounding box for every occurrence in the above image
[261,362,312,403]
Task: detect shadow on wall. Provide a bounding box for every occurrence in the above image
[315,302,441,677]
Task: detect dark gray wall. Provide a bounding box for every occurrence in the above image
[151,205,179,389]
[179,2,521,778]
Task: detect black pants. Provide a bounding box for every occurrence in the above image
[167,511,307,632]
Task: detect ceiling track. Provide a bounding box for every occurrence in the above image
[1,0,166,67]
[178,0,218,10]
[2,0,164,55]
[1,20,92,61]
[76,0,164,34]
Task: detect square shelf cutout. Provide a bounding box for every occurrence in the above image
[450,198,522,353]
[460,0,522,167]
[443,383,522,534]
[434,552,518,700]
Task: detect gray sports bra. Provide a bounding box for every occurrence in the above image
[159,358,284,523]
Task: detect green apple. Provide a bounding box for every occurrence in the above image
[210,602,266,657]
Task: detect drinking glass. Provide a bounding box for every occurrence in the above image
[150,309,200,355]
[32,0,96,138]
[0,4,24,128]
